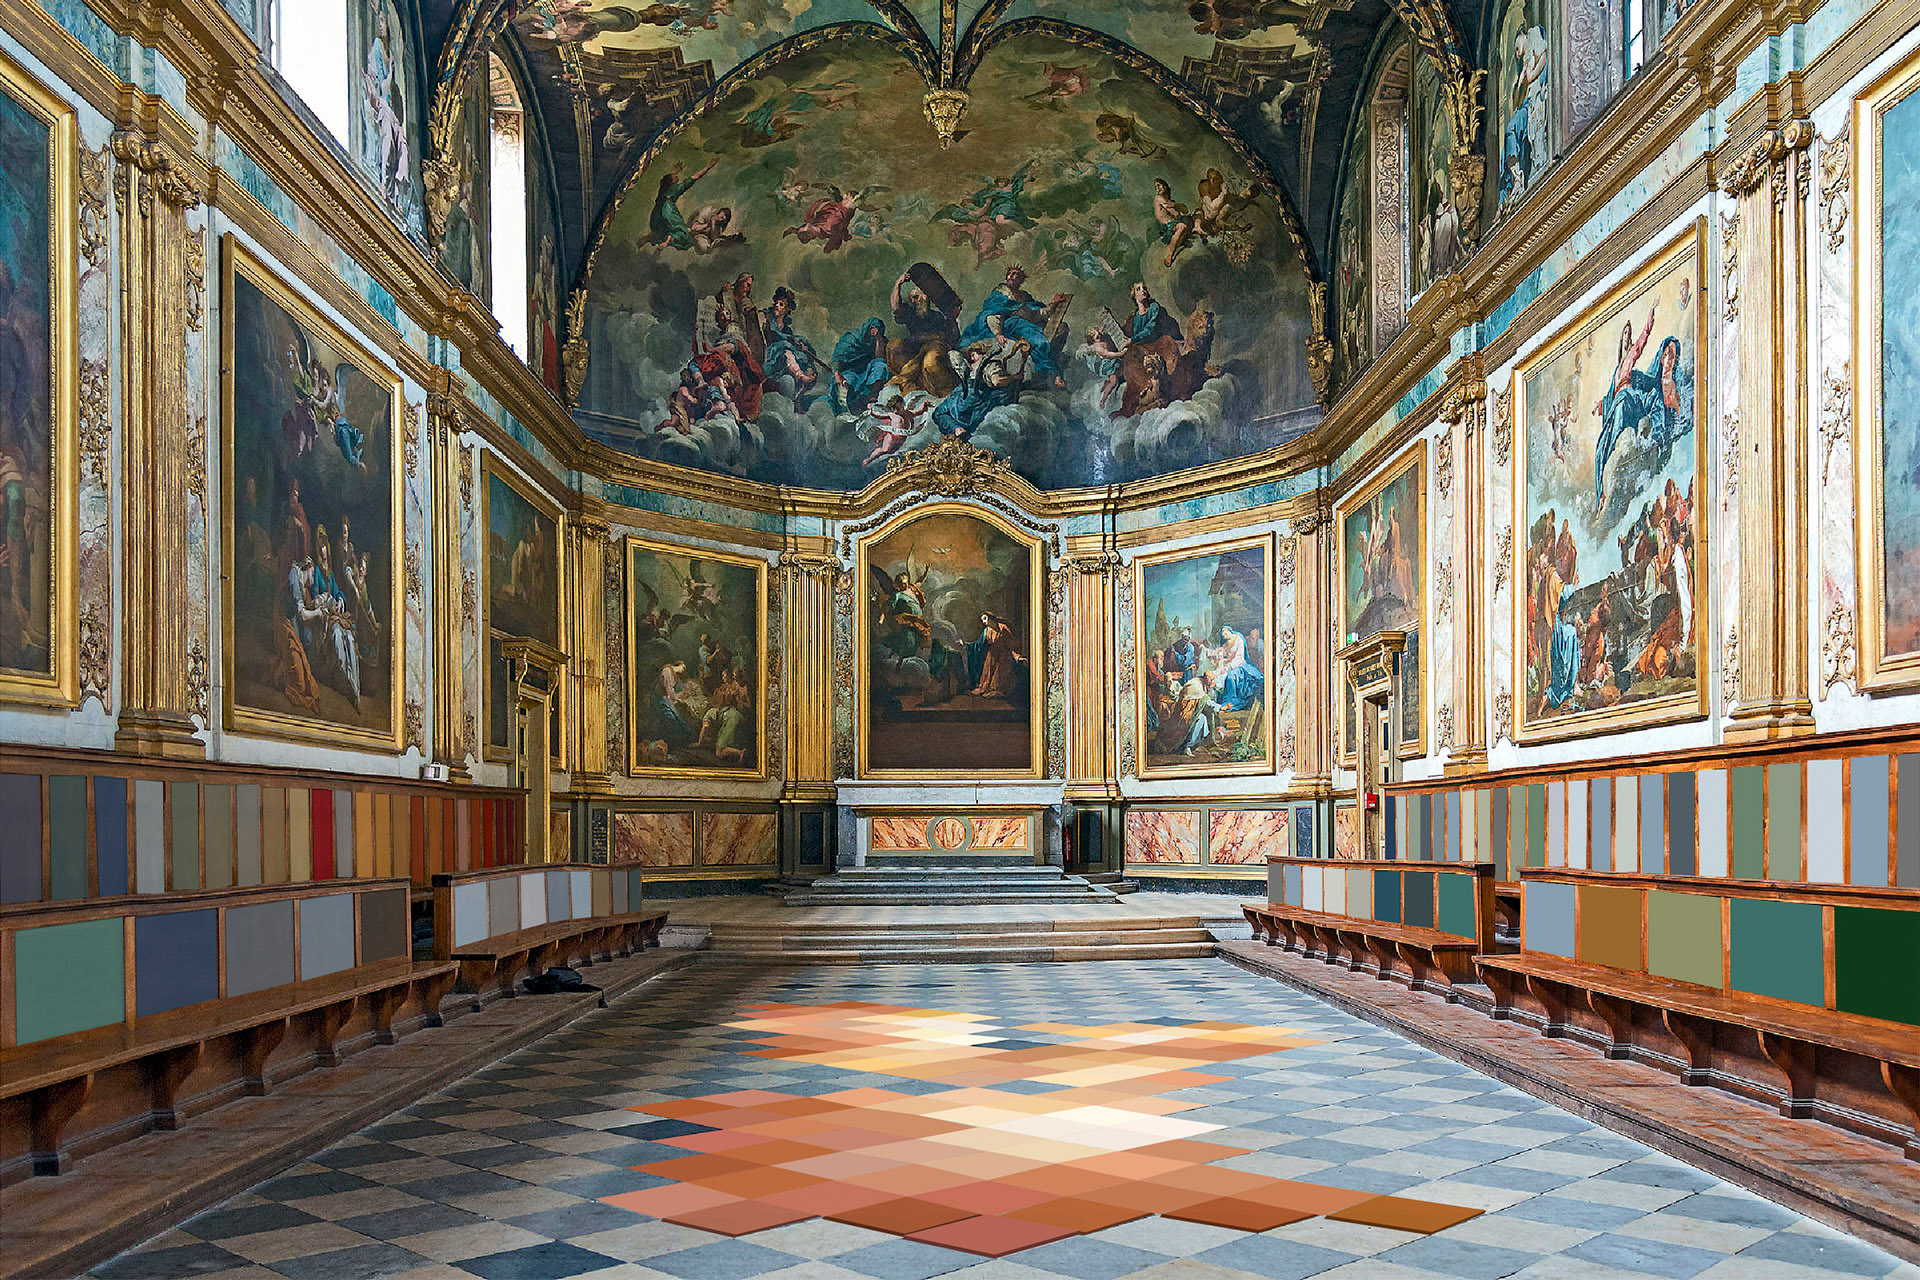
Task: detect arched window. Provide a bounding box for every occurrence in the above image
[489,55,529,359]
[273,0,350,144]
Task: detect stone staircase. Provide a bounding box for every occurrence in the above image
[781,865,1121,908]
[700,913,1220,964]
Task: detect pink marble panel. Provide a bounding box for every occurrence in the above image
[1126,810,1201,864]
[704,812,778,867]
[1208,809,1287,865]
[1333,806,1361,861]
[870,818,932,850]
[614,811,695,867]
[930,818,968,849]
[972,817,1030,850]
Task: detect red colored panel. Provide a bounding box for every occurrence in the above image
[310,790,335,880]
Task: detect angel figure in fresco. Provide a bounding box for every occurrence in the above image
[1187,0,1315,39]
[360,5,410,210]
[1021,62,1091,107]
[647,158,722,251]
[1594,323,1693,514]
[871,558,934,652]
[1152,173,1258,268]
[633,577,694,644]
[1094,110,1164,159]
[1500,24,1551,210]
[859,395,932,467]
[782,185,889,254]
[659,558,720,621]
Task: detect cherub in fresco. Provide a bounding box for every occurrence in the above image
[633,577,694,642]
[1188,0,1314,39]
[636,1,726,37]
[782,185,889,253]
[1094,110,1164,159]
[1153,174,1258,268]
[1021,62,1091,107]
[859,393,932,467]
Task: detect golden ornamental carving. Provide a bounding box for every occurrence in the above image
[186,414,206,504]
[1278,727,1296,772]
[1305,281,1334,404]
[1437,703,1455,751]
[110,130,201,212]
[1819,125,1850,254]
[459,441,475,508]
[1492,384,1513,468]
[423,151,460,255]
[405,697,426,752]
[184,227,206,331]
[464,711,478,757]
[1492,524,1512,597]
[187,637,209,721]
[1065,551,1121,579]
[405,542,423,604]
[1276,538,1296,588]
[461,570,478,628]
[1492,690,1513,745]
[562,289,591,405]
[1822,603,1857,697]
[882,436,1012,497]
[923,89,970,150]
[79,139,110,266]
[777,550,842,580]
[79,358,110,488]
[1435,556,1453,620]
[1276,626,1296,675]
[79,603,109,709]
[1291,505,1330,538]
[1722,626,1741,713]
[1819,363,1851,485]
[405,401,423,479]
[1721,410,1740,502]
[1720,211,1739,323]
[1720,123,1813,199]
[1434,431,1454,501]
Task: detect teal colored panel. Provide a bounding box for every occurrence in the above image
[1374,869,1401,923]
[1899,756,1920,888]
[1729,898,1825,1007]
[168,780,199,891]
[1730,767,1765,879]
[1436,873,1475,938]
[1768,762,1802,880]
[48,775,88,900]
[1403,870,1435,928]
[1833,907,1920,1026]
[1526,786,1546,868]
[13,917,125,1043]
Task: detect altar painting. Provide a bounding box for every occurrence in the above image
[1134,536,1273,777]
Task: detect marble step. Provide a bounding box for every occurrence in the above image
[781,892,1118,907]
[711,926,1214,948]
[706,916,1212,937]
[701,940,1219,964]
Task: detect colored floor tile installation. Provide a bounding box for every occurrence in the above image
[83,962,1916,1280]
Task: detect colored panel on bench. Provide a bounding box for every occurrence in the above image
[627,866,645,907]
[612,868,629,914]
[1850,756,1890,887]
[1899,755,1920,888]
[1323,864,1346,915]
[14,917,125,1043]
[0,772,43,903]
[1435,873,1475,939]
[1832,906,1920,1026]
[135,778,165,893]
[1373,869,1401,924]
[488,874,519,935]
[1347,867,1372,921]
[1523,880,1576,958]
[226,899,296,995]
[1589,778,1612,872]
[169,780,200,891]
[96,775,130,897]
[1402,871,1434,929]
[135,908,219,1017]
[1804,760,1843,884]
[571,869,591,919]
[1730,767,1764,880]
[1666,772,1696,877]
[299,893,357,980]
[48,775,87,900]
[453,881,489,946]
[1696,770,1727,878]
[1728,898,1825,1008]
[1282,862,1302,907]
[359,887,409,963]
[1575,885,1643,973]
[205,784,235,891]
[1645,890,1724,989]
[546,868,570,923]
[521,871,549,929]
[1767,762,1802,881]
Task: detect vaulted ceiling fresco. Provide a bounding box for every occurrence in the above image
[414,0,1493,490]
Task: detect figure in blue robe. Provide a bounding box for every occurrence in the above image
[333,413,365,468]
[1546,591,1582,708]
[957,273,1061,383]
[1594,335,1692,503]
[830,318,891,415]
[932,348,1017,440]
[1212,625,1264,712]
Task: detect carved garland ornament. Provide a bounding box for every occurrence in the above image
[1276,537,1297,587]
[405,403,422,479]
[1819,364,1851,485]
[79,140,110,267]
[79,358,109,488]
[187,637,209,721]
[1720,211,1740,323]
[1434,431,1454,501]
[79,603,109,708]
[1492,690,1513,745]
[185,228,206,332]
[1278,727,1297,772]
[459,442,475,509]
[405,542,424,604]
[1435,556,1453,620]
[1492,524,1513,597]
[1723,627,1741,714]
[461,570,478,629]
[1822,603,1857,696]
[1437,703,1455,751]
[1721,410,1741,502]
[405,697,426,753]
[186,414,206,504]
[1491,384,1513,468]
[1819,124,1850,253]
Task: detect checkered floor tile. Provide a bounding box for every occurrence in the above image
[92,958,1918,1280]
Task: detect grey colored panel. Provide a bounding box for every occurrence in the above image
[298,893,357,980]
[225,899,296,995]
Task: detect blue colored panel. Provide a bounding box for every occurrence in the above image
[1525,880,1577,957]
[96,776,129,897]
[1850,756,1890,886]
[1283,861,1303,906]
[135,909,219,1017]
[0,772,43,904]
[1374,869,1401,923]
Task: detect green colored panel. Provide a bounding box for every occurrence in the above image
[1767,762,1802,881]
[13,917,125,1043]
[1729,898,1825,1007]
[48,775,88,900]
[1403,871,1435,928]
[1647,891,1725,989]
[1526,785,1546,868]
[1730,767,1764,879]
[1347,867,1373,920]
[1832,907,1920,1026]
[1436,873,1476,939]
[203,785,234,891]
[168,780,199,891]
[1374,869,1401,923]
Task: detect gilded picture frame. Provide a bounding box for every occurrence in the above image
[1509,220,1708,743]
[221,235,405,751]
[0,50,77,708]
[1131,533,1276,780]
[857,502,1045,780]
[1855,48,1920,694]
[480,453,567,766]
[1335,442,1427,762]
[623,535,770,781]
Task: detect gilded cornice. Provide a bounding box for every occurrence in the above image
[580,491,786,552]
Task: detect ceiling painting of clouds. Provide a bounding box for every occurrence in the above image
[576,32,1317,490]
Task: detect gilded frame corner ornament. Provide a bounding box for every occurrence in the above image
[622,534,771,782]
[478,452,569,766]
[1130,531,1277,782]
[855,500,1045,781]
[1508,219,1710,744]
[220,234,406,752]
[0,48,79,710]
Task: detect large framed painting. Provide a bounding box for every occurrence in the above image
[1512,221,1706,741]
[859,505,1042,778]
[0,53,75,707]
[1133,534,1274,779]
[625,537,768,778]
[1337,443,1425,757]
[1857,52,1920,693]
[222,236,403,749]
[348,0,423,229]
[481,457,563,763]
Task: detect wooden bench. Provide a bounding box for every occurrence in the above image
[1253,857,1499,1002]
[432,864,666,1007]
[0,881,456,1181]
[1486,870,1920,1158]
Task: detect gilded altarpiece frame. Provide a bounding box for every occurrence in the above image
[0,51,77,708]
[1854,49,1920,694]
[857,503,1044,780]
[623,536,769,781]
[221,237,404,751]
[1336,444,1426,762]
[1131,534,1276,780]
[480,454,566,767]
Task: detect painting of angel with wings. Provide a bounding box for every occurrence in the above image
[627,539,766,775]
